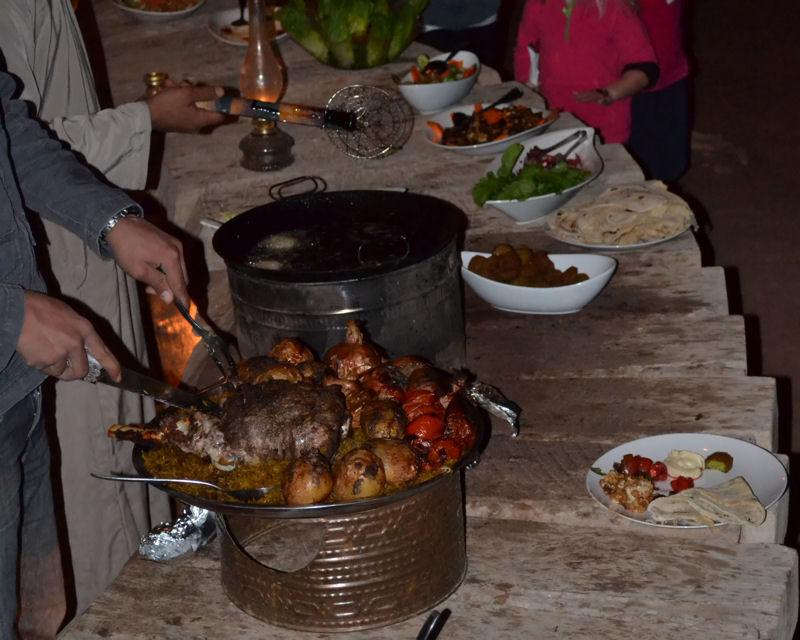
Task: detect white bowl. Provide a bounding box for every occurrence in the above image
[423,101,555,155]
[207,9,287,46]
[112,0,205,22]
[461,251,617,314]
[482,126,603,224]
[396,51,480,114]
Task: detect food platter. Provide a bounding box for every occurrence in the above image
[130,392,487,518]
[423,102,555,156]
[111,0,205,22]
[546,223,691,251]
[586,433,788,528]
[207,8,286,46]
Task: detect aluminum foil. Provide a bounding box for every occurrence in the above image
[466,381,521,437]
[139,505,216,562]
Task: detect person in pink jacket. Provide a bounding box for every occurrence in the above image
[628,0,691,181]
[513,0,658,144]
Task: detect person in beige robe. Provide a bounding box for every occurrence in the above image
[0,0,225,621]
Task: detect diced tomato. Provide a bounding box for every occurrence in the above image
[480,108,505,126]
[410,66,421,83]
[462,65,476,78]
[670,476,694,493]
[649,461,668,482]
[618,454,654,477]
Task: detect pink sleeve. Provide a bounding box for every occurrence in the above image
[513,1,540,83]
[608,3,656,67]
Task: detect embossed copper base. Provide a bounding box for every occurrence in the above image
[217,472,466,632]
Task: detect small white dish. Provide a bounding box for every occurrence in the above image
[112,0,205,22]
[423,102,555,156]
[207,8,286,46]
[482,126,603,224]
[460,251,617,314]
[396,51,480,115]
[586,433,788,528]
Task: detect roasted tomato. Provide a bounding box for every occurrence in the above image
[406,414,445,441]
[616,454,654,477]
[442,393,478,451]
[670,476,694,493]
[649,461,669,482]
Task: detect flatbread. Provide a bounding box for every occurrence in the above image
[648,476,767,527]
[547,180,696,246]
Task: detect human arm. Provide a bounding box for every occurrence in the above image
[573,66,654,105]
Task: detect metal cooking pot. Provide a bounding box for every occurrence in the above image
[211,190,467,369]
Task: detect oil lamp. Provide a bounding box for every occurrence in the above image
[238,0,293,170]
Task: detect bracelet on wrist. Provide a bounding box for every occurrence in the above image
[597,88,613,106]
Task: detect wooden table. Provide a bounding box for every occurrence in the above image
[60,2,798,638]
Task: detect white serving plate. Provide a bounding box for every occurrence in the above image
[460,251,617,314]
[207,8,286,46]
[586,433,788,528]
[112,0,205,22]
[422,102,555,156]
[482,126,603,224]
[396,50,480,115]
[546,221,691,251]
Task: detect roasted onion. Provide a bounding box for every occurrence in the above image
[364,439,420,487]
[324,320,383,380]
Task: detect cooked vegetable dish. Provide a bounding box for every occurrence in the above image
[428,104,554,147]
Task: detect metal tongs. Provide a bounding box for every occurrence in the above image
[526,128,587,164]
[172,298,238,383]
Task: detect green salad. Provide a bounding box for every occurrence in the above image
[473,143,591,206]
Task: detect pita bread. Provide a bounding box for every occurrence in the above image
[648,476,767,527]
[548,180,696,246]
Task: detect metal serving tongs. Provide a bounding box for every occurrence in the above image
[172,298,239,383]
[526,128,587,164]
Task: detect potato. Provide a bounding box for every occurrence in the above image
[359,398,407,439]
[364,439,420,487]
[282,452,334,506]
[332,448,386,502]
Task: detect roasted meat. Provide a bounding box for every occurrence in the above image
[110,380,348,466]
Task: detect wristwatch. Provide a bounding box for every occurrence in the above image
[98,205,142,256]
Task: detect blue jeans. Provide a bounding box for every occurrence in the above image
[0,388,65,640]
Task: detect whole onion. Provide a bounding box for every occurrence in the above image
[324,320,383,380]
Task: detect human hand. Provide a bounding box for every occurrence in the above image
[147,82,226,132]
[17,291,121,382]
[573,88,612,105]
[106,216,189,306]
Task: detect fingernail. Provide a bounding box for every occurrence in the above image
[215,86,224,97]
[160,290,174,303]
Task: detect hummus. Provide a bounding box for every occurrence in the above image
[663,449,705,479]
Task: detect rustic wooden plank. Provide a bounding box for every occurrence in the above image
[480,375,777,448]
[58,520,798,640]
[467,313,747,378]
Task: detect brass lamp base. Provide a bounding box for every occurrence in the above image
[239,119,294,171]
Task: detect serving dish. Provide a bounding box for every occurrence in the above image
[111,0,205,22]
[586,433,788,528]
[482,126,603,224]
[396,51,480,114]
[423,101,555,155]
[131,404,485,518]
[460,251,617,314]
[207,8,286,46]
